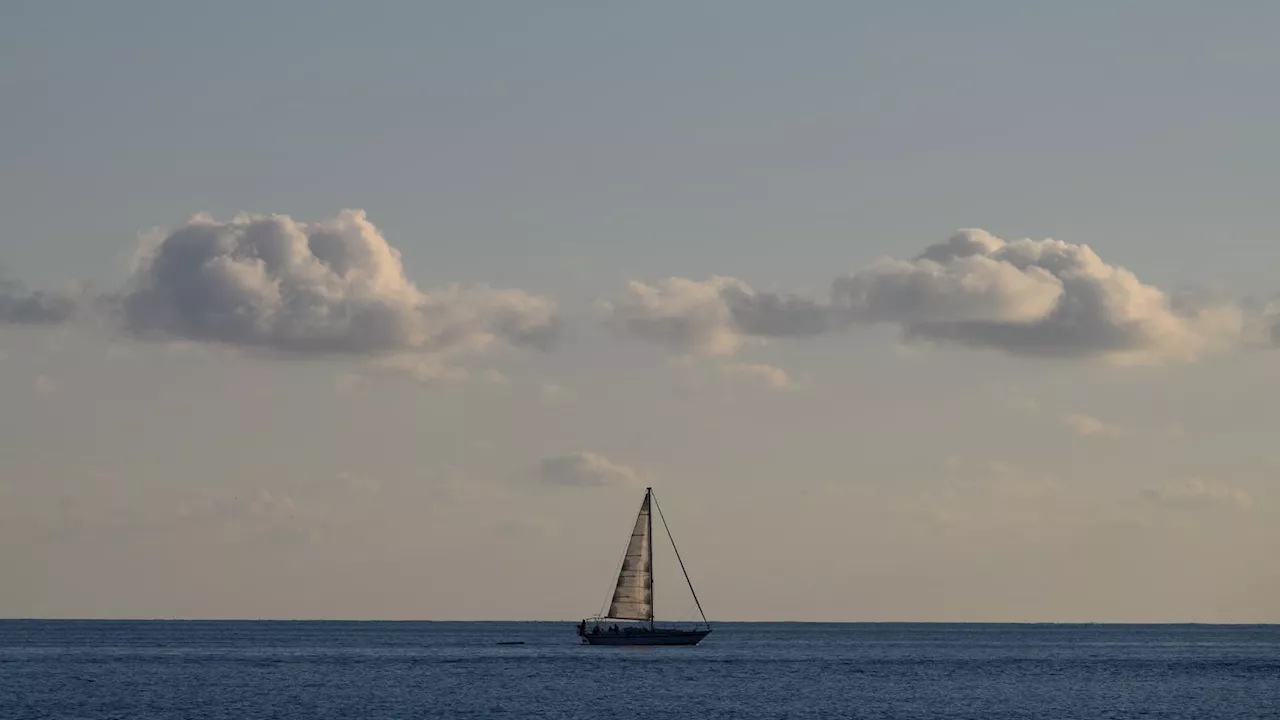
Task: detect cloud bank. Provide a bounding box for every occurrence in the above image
[3,223,1269,371]
[606,229,1244,365]
[118,209,558,357]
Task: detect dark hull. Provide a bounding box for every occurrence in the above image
[582,628,711,646]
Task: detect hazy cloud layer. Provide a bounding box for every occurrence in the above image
[118,210,558,357]
[532,452,639,487]
[1062,413,1122,438]
[0,281,79,325]
[1141,478,1252,511]
[32,374,58,394]
[606,229,1245,365]
[539,383,567,403]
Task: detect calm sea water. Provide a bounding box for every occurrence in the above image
[2,621,1277,719]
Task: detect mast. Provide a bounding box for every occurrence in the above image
[646,487,654,630]
[652,489,710,629]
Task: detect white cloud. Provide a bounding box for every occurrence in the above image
[1062,413,1122,438]
[832,230,1242,365]
[532,452,640,487]
[835,239,1065,326]
[718,362,795,390]
[605,228,1245,365]
[33,374,58,394]
[602,276,752,356]
[2,223,1269,375]
[602,276,831,356]
[117,209,559,361]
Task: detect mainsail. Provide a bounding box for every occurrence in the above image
[606,490,653,621]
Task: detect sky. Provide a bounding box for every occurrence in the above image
[2,1,1279,622]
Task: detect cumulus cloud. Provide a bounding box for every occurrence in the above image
[532,452,639,487]
[117,209,558,358]
[719,362,795,390]
[602,276,832,356]
[835,230,1242,365]
[1141,478,1252,511]
[1062,413,1122,438]
[603,277,749,356]
[3,222,1265,370]
[0,280,79,325]
[605,228,1244,365]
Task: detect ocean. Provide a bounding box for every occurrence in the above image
[2,621,1277,719]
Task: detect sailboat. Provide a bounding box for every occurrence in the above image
[577,487,712,646]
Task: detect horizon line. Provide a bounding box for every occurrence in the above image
[2,617,1277,626]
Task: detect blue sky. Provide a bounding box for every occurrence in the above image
[2,2,1279,621]
[6,1,1279,290]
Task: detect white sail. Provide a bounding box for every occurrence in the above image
[607,490,653,621]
